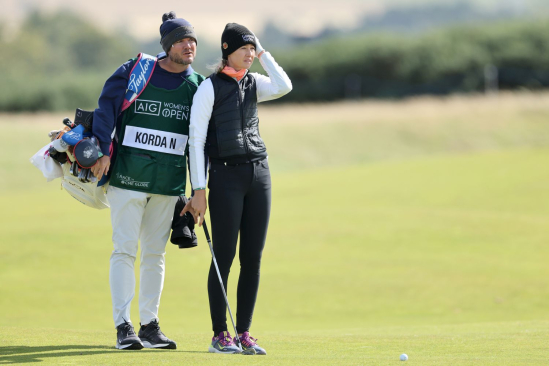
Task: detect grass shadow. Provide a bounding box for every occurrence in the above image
[0,345,210,363]
[0,345,112,364]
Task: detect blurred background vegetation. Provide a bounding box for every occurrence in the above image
[2,3,549,363]
[2,1,549,111]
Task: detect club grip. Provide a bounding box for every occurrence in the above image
[202,221,211,241]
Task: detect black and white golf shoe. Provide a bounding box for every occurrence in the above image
[138,319,177,349]
[116,321,144,350]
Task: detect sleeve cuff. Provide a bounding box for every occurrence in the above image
[99,142,111,157]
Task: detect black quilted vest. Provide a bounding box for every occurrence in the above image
[206,72,267,163]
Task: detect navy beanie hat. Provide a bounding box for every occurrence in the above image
[221,23,256,60]
[159,11,197,54]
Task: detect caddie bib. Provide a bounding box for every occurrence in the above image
[110,74,200,196]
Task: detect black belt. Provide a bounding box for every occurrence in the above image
[209,157,266,166]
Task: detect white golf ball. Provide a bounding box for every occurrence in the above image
[400,353,408,361]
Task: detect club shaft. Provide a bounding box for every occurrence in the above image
[203,222,242,351]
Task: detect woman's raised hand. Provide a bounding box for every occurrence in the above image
[252,33,265,57]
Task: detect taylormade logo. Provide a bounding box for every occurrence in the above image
[128,57,154,93]
[242,35,254,42]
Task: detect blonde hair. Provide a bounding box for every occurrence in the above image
[208,58,228,74]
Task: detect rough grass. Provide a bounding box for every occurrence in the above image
[259,91,549,170]
[1,93,549,364]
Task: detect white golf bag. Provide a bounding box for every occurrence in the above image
[61,162,109,209]
[31,109,110,210]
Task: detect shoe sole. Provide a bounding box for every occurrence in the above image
[243,347,266,355]
[208,346,241,354]
[241,348,258,355]
[142,340,177,349]
[116,342,144,350]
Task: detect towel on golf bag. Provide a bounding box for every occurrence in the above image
[170,195,197,249]
[30,142,64,182]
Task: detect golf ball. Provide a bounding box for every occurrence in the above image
[400,353,408,361]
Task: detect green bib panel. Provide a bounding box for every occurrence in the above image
[110,75,200,196]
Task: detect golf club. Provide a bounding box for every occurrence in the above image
[202,221,256,355]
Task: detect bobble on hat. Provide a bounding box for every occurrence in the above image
[221,23,256,60]
[162,11,177,23]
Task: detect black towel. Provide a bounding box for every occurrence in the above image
[170,196,198,249]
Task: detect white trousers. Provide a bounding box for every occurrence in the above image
[107,185,178,327]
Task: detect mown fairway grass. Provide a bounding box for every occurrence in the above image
[1,93,549,364]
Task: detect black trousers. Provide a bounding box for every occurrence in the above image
[207,158,271,335]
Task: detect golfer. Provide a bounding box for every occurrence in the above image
[183,23,292,354]
[91,12,205,350]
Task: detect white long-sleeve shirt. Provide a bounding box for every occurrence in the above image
[188,52,293,189]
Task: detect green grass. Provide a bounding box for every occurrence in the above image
[1,96,549,364]
[1,321,547,365]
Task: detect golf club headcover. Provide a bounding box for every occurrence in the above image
[171,196,198,249]
[49,126,71,141]
[73,138,100,168]
[62,124,85,146]
[48,145,68,165]
[62,118,75,129]
[74,108,94,131]
[52,138,69,152]
[47,133,70,164]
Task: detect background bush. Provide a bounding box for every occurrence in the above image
[268,20,549,102]
[3,11,549,110]
[0,11,135,112]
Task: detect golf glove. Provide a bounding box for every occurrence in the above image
[252,33,264,57]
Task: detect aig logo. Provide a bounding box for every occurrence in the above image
[135,99,161,116]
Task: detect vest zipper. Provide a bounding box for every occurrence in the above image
[237,79,249,157]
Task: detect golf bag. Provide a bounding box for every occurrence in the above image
[31,53,159,209]
[60,161,109,209]
[31,108,109,209]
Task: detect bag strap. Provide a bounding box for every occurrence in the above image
[120,53,157,112]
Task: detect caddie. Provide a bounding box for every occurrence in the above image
[90,11,205,350]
